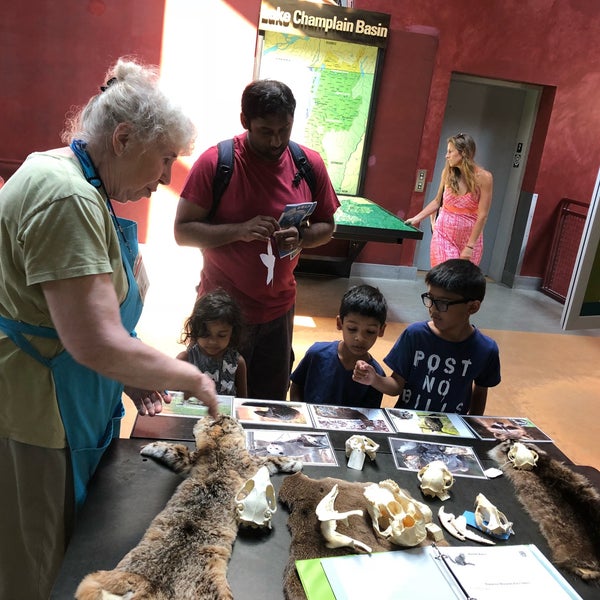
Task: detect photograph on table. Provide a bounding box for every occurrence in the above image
[234,399,313,427]
[385,408,475,438]
[461,415,552,442]
[389,437,486,478]
[161,393,234,418]
[245,429,338,466]
[308,404,394,433]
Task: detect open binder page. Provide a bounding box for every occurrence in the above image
[299,544,582,600]
[438,544,583,600]
[317,548,464,600]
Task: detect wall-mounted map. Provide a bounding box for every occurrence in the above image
[256,0,390,196]
[259,30,378,195]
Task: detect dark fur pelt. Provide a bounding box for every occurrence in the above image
[489,441,600,583]
[278,472,446,600]
[76,416,302,600]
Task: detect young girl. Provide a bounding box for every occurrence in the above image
[177,289,247,397]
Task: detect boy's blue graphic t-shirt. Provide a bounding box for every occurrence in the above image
[291,341,384,408]
[384,321,501,414]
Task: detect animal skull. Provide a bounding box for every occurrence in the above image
[315,484,372,553]
[417,460,454,501]
[364,479,432,547]
[474,493,514,537]
[345,435,380,470]
[507,441,538,470]
[235,466,277,529]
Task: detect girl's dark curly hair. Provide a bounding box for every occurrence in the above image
[180,289,245,349]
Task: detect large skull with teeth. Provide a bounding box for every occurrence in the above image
[364,479,433,547]
[417,460,454,501]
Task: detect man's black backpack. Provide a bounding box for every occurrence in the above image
[208,138,316,220]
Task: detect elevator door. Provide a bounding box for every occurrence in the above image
[415,75,540,280]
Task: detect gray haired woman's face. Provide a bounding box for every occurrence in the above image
[106,129,178,203]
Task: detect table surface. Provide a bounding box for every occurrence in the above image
[51,415,600,600]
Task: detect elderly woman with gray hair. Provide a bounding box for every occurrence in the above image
[0,57,217,599]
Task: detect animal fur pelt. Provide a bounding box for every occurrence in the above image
[76,416,302,600]
[489,441,600,583]
[278,472,446,600]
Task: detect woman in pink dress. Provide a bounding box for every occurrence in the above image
[406,133,493,267]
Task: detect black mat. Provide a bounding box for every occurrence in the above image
[51,425,600,599]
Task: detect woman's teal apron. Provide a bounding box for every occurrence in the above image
[0,218,143,511]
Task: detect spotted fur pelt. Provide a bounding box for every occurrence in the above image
[76,416,302,600]
[489,441,600,583]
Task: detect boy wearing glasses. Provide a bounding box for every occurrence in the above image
[353,259,500,415]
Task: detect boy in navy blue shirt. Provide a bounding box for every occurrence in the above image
[354,259,500,415]
[290,285,387,408]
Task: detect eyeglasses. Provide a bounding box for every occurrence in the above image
[421,292,472,312]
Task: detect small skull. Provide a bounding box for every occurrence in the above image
[417,460,454,501]
[507,441,538,470]
[474,493,514,537]
[345,435,379,470]
[235,466,277,529]
[345,435,379,459]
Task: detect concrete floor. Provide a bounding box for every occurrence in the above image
[125,190,600,470]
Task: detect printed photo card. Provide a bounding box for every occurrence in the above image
[389,437,486,479]
[234,398,313,428]
[245,429,338,466]
[386,408,475,438]
[461,415,552,442]
[161,393,233,418]
[308,404,394,434]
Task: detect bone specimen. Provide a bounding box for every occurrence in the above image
[363,479,432,546]
[474,493,514,537]
[315,484,372,553]
[438,506,495,545]
[236,465,277,528]
[507,441,539,470]
[345,435,380,470]
[417,460,454,501]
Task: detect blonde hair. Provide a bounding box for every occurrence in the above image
[439,132,478,197]
[62,57,196,155]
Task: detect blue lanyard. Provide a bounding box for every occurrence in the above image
[70,139,133,260]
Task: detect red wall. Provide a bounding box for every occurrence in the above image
[355,0,600,277]
[0,0,166,241]
[2,1,600,278]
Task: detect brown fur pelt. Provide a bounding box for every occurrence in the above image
[76,416,302,600]
[489,441,600,583]
[278,472,446,600]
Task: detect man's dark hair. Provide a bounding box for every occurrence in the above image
[241,79,296,122]
[339,285,387,326]
[425,259,486,301]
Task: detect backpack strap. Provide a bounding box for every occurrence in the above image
[209,139,234,221]
[209,138,315,221]
[289,140,316,196]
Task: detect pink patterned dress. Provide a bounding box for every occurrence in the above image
[430,188,482,266]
